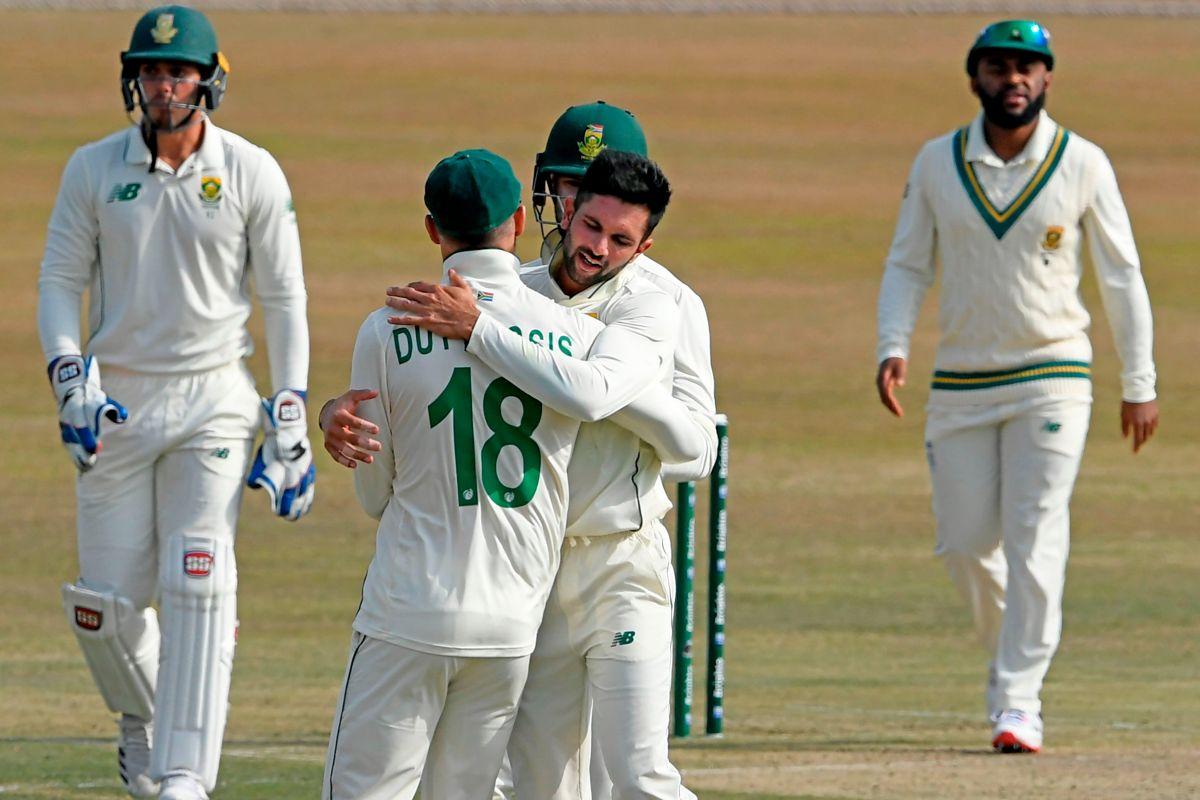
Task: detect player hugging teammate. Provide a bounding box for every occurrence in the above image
[321,103,718,799]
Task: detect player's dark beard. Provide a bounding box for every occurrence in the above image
[978,85,1046,129]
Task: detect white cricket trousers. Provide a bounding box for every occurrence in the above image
[323,633,529,800]
[75,361,259,788]
[925,394,1091,718]
[505,520,693,800]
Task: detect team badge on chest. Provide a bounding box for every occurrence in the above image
[199,176,223,207]
[1041,225,1064,250]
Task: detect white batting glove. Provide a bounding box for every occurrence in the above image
[48,355,128,473]
[246,389,315,521]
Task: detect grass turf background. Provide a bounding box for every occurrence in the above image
[1,11,1197,799]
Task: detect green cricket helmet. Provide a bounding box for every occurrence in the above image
[966,20,1054,76]
[532,101,648,248]
[121,5,230,118]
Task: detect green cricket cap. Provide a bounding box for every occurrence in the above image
[424,149,522,239]
[966,20,1054,75]
[538,101,648,177]
[123,5,221,69]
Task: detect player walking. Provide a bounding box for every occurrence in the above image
[323,149,706,800]
[38,7,313,799]
[875,20,1158,754]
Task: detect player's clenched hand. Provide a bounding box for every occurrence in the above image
[48,354,128,473]
[247,389,316,521]
[386,269,480,340]
[319,389,381,469]
[876,357,907,418]
[1120,399,1159,454]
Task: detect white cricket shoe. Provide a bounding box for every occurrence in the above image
[991,709,1043,753]
[158,772,209,800]
[118,714,159,797]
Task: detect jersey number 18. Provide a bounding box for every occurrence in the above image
[428,367,543,509]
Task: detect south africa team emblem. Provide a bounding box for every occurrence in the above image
[199,176,223,207]
[151,13,178,44]
[1041,225,1064,250]
[578,124,606,161]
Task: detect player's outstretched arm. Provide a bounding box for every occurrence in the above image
[319,389,383,469]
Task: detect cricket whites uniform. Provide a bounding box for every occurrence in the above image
[490,253,717,800]
[877,111,1155,720]
[38,118,308,790]
[324,249,612,800]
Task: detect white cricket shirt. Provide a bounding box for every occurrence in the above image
[350,249,606,657]
[877,111,1155,405]
[38,119,308,390]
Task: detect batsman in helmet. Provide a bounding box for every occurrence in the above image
[38,7,313,798]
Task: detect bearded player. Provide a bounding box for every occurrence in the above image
[38,7,313,798]
[875,20,1158,753]
[328,106,717,799]
[323,148,707,799]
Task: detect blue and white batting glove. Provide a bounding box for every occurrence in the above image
[246,389,315,521]
[48,354,128,474]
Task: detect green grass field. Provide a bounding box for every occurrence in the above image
[1,10,1197,799]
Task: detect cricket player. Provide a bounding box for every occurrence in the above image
[875,20,1158,753]
[322,149,706,800]
[383,127,716,797]
[38,7,313,799]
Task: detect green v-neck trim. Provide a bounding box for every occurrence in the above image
[952,124,1070,240]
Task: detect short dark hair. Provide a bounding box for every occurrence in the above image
[575,150,672,238]
[434,215,512,251]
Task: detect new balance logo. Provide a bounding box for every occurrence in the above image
[1042,420,1062,433]
[212,447,230,459]
[106,183,142,203]
[611,631,636,647]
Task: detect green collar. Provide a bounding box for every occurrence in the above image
[952,124,1070,239]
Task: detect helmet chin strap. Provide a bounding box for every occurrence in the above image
[132,107,204,174]
[128,76,207,173]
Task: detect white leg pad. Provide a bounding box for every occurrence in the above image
[61,582,159,719]
[151,536,237,792]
